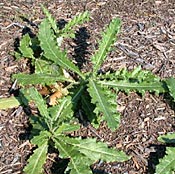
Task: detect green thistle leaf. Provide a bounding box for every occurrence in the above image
[53,136,92,174]
[23,142,48,174]
[87,79,120,130]
[0,96,20,110]
[19,34,34,59]
[53,136,129,174]
[91,18,121,74]
[38,19,84,79]
[27,87,52,129]
[155,147,175,174]
[98,80,165,95]
[35,59,61,75]
[31,130,51,147]
[49,96,74,131]
[61,11,90,38]
[165,78,175,101]
[97,67,166,95]
[41,5,57,32]
[13,73,74,85]
[55,123,80,135]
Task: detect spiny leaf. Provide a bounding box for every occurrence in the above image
[0,96,20,110]
[70,84,86,109]
[155,147,175,174]
[53,136,129,174]
[98,80,165,95]
[41,5,57,32]
[23,142,48,174]
[87,79,120,130]
[55,123,80,135]
[28,88,49,118]
[35,59,61,75]
[158,133,175,144]
[91,18,121,74]
[14,51,22,60]
[97,67,166,94]
[1,88,33,109]
[53,136,93,174]
[31,130,51,147]
[81,92,98,128]
[69,156,93,174]
[28,88,52,129]
[19,34,35,59]
[38,19,84,79]
[13,73,74,85]
[99,66,161,83]
[62,136,130,162]
[165,78,175,101]
[61,11,90,38]
[29,115,48,136]
[48,96,74,131]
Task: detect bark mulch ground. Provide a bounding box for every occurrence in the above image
[1,1,175,174]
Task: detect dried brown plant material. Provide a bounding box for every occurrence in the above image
[49,90,63,106]
[39,86,50,95]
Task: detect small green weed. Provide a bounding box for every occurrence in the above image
[12,6,131,174]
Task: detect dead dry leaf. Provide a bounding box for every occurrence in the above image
[49,90,63,106]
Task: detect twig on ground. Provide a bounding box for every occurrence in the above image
[0,23,25,30]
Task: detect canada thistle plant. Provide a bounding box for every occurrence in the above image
[1,5,170,174]
[12,6,130,174]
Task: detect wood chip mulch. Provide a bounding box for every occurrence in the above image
[1,1,175,174]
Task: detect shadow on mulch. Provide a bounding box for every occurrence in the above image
[56,18,90,70]
[92,170,108,174]
[72,27,90,69]
[163,92,175,113]
[146,144,166,174]
[147,142,175,174]
[49,158,70,174]
[144,92,175,174]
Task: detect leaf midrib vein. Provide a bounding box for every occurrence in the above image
[94,24,117,72]
[31,144,47,174]
[91,80,114,127]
